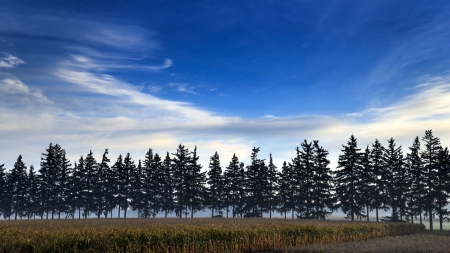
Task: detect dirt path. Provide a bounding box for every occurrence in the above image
[267,231,450,253]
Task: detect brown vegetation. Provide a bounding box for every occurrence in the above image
[0,219,423,253]
[272,230,450,253]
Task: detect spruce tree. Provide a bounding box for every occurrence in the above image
[187,147,206,218]
[223,154,244,218]
[383,138,402,221]
[360,146,373,221]
[435,147,450,231]
[104,154,118,218]
[266,154,279,219]
[334,134,364,221]
[121,153,135,219]
[160,152,174,218]
[312,141,335,219]
[142,149,156,218]
[93,149,110,218]
[83,150,97,218]
[54,145,71,219]
[112,155,125,218]
[244,147,267,217]
[370,139,386,222]
[0,164,7,218]
[171,145,190,218]
[277,161,295,219]
[207,151,223,217]
[421,130,441,230]
[9,155,28,220]
[406,136,425,224]
[129,160,143,218]
[26,165,39,219]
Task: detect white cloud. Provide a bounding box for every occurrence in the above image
[0,53,25,68]
[145,59,173,71]
[0,77,50,105]
[169,82,198,95]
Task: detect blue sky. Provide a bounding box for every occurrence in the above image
[1,0,450,170]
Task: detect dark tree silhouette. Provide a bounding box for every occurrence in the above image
[186,147,206,218]
[171,145,190,218]
[334,134,364,221]
[406,136,425,224]
[312,140,335,219]
[82,150,97,219]
[266,154,279,219]
[26,165,39,219]
[0,164,10,218]
[244,147,267,218]
[370,139,386,222]
[421,130,441,230]
[160,152,174,218]
[207,151,223,217]
[435,147,450,231]
[277,161,295,219]
[9,155,28,220]
[93,149,110,218]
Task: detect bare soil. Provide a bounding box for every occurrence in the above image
[267,230,450,253]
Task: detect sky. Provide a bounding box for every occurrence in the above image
[1,0,450,171]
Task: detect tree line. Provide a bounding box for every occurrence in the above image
[0,130,449,230]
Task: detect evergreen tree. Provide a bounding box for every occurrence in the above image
[54,144,71,219]
[298,140,315,218]
[104,155,118,218]
[435,147,450,231]
[39,143,56,219]
[277,161,295,219]
[421,130,441,230]
[112,155,125,218]
[26,165,39,219]
[207,151,223,217]
[142,149,156,218]
[312,140,335,219]
[406,136,425,224]
[93,149,110,218]
[187,147,207,218]
[171,145,191,218]
[130,159,145,218]
[160,152,174,218]
[223,154,244,218]
[83,150,97,218]
[121,153,135,218]
[383,138,402,221]
[9,155,28,220]
[71,158,85,219]
[334,134,364,221]
[266,154,279,219]
[0,164,8,218]
[244,147,267,217]
[370,139,386,222]
[360,146,373,221]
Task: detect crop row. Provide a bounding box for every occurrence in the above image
[0,219,424,253]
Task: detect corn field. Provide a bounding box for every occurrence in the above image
[0,219,424,253]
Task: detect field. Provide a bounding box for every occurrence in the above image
[0,218,423,253]
[273,230,450,253]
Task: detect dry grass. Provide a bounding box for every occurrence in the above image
[272,230,450,253]
[0,218,424,253]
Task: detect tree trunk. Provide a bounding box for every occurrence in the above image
[429,208,433,230]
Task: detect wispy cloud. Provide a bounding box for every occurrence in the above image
[0,53,25,68]
[145,59,172,71]
[0,77,50,105]
[169,82,198,95]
